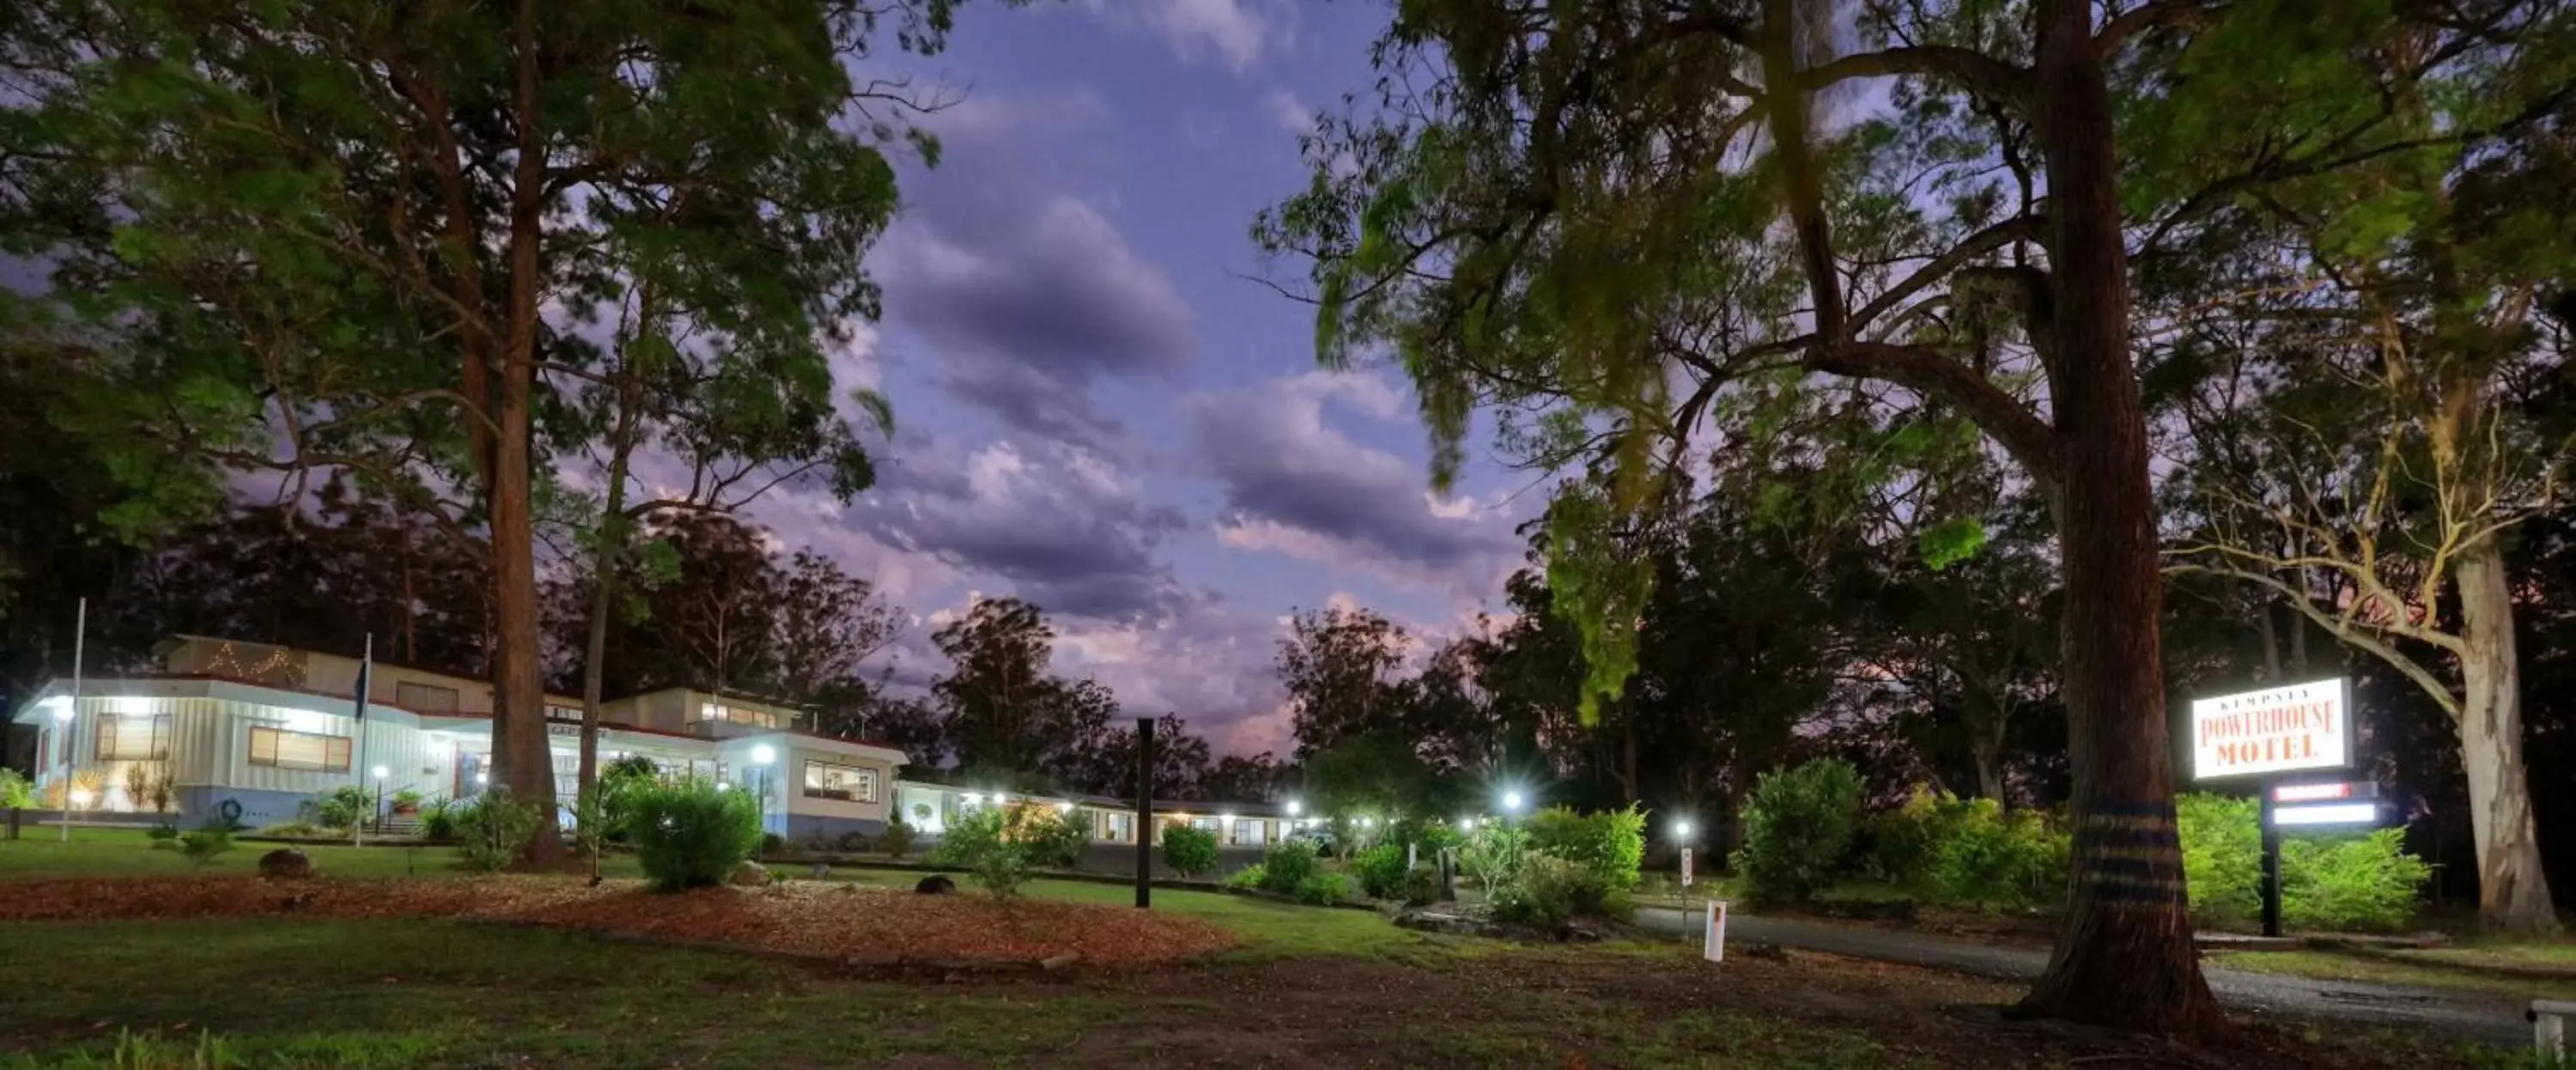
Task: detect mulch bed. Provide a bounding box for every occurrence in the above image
[0,876,1237,967]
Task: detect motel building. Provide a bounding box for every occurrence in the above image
[9,635,907,838]
[9,635,1311,865]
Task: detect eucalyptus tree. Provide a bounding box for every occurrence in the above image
[1259,0,2499,1032]
[2,0,990,857]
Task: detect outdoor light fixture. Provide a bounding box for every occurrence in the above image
[68,787,94,809]
[993,793,1010,806]
[2272,802,2379,827]
[1501,790,1524,812]
[963,792,984,805]
[716,781,732,792]
[371,764,390,781]
[1358,816,1374,828]
[750,744,776,765]
[1285,799,1303,817]
[1673,819,1693,839]
[1056,801,1073,813]
[45,696,72,720]
[1459,816,1477,830]
[475,772,489,785]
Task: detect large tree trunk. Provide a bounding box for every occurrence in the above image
[2016,0,2221,1036]
[493,0,560,863]
[577,399,641,812]
[2455,535,2561,934]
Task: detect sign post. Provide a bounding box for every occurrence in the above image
[2188,678,2360,937]
[1703,900,1728,963]
[1680,847,1694,890]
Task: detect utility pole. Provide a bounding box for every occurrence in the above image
[1134,716,1153,909]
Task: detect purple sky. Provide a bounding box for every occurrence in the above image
[739,1,1544,757]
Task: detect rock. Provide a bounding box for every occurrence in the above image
[809,862,831,880]
[257,848,313,879]
[914,874,958,896]
[726,860,772,887]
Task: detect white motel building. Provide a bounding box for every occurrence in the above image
[9,635,1303,857]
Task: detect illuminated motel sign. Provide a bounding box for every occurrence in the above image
[2189,678,2353,781]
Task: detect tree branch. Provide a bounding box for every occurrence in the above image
[1807,341,2061,488]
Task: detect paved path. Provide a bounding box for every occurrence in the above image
[1632,905,2532,1047]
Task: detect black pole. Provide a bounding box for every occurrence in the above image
[2259,780,2283,938]
[1134,716,1153,909]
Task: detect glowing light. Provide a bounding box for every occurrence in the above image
[45,696,72,721]
[1501,790,1524,812]
[1673,819,1693,839]
[963,793,984,806]
[1285,799,1303,817]
[2273,802,2378,826]
[2273,782,2353,803]
[1056,801,1074,813]
[474,772,489,785]
[1459,817,1477,830]
[371,765,390,781]
[750,744,777,765]
[716,781,732,792]
[68,787,94,808]
[993,793,1008,806]
[1357,816,1374,829]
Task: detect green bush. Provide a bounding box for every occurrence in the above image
[1870,789,2067,910]
[2282,829,2430,932]
[1731,758,1864,905]
[155,828,235,871]
[255,820,328,838]
[1457,823,1533,891]
[598,756,662,842]
[2176,793,2263,925]
[1395,865,1444,906]
[1490,854,1586,927]
[1260,839,1321,894]
[1351,842,1411,899]
[0,768,39,809]
[1526,805,1647,891]
[1227,863,1269,891]
[310,785,374,830]
[626,778,764,891]
[878,820,916,860]
[934,806,1030,897]
[417,799,459,842]
[1014,806,1091,870]
[1161,824,1218,878]
[454,790,544,872]
[1294,871,1353,906]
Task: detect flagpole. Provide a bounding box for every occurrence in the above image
[352,634,371,847]
[60,598,85,842]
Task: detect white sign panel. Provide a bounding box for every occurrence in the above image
[1704,900,1728,963]
[2191,678,2351,780]
[1680,848,1694,888]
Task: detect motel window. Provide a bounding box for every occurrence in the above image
[395,682,459,712]
[697,702,779,729]
[544,704,583,724]
[1231,819,1267,847]
[94,713,173,762]
[247,726,352,772]
[802,760,878,803]
[1100,812,1133,842]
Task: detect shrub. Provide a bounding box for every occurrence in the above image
[1294,871,1353,906]
[1260,839,1321,894]
[255,820,327,838]
[1161,824,1218,878]
[311,785,375,830]
[1871,789,2067,910]
[1457,823,1533,891]
[1015,806,1091,870]
[1395,865,1444,906]
[2282,829,2430,932]
[626,778,765,891]
[416,799,459,842]
[389,788,424,812]
[455,790,545,872]
[2176,793,2263,925]
[1351,842,1411,899]
[1526,805,1647,892]
[1490,854,1586,927]
[0,768,35,810]
[759,831,787,857]
[155,828,235,871]
[877,820,915,860]
[1228,863,1269,891]
[1731,758,1864,906]
[934,806,1030,897]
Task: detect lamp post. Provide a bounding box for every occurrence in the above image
[49,697,73,842]
[749,744,777,837]
[1499,789,1525,825]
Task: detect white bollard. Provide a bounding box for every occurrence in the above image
[2534,999,2573,1061]
[1703,899,1729,963]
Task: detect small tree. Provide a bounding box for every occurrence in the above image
[456,790,544,873]
[934,807,1029,897]
[627,778,764,891]
[1160,824,1218,878]
[1731,760,1864,906]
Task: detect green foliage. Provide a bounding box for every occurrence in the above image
[1350,842,1412,899]
[1160,824,1219,878]
[1012,806,1091,870]
[1489,854,1581,927]
[0,769,36,809]
[1868,789,2068,910]
[308,786,374,830]
[597,757,663,843]
[1259,839,1321,894]
[933,806,1030,898]
[416,799,459,842]
[1456,823,1533,891]
[454,791,545,873]
[1293,871,1353,907]
[626,779,765,891]
[1525,805,1646,892]
[1395,866,1445,907]
[1227,863,1269,891]
[253,821,327,839]
[153,828,234,872]
[2282,830,2432,932]
[2176,793,2264,925]
[1731,759,1865,906]
[877,820,916,860]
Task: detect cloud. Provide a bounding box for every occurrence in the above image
[878,91,1194,447]
[1259,88,1313,137]
[1189,373,1528,597]
[1084,0,1291,73]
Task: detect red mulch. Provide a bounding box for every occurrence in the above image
[0,877,1237,967]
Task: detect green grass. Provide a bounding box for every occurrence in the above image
[2209,950,2576,1001]
[0,827,641,881]
[2405,940,2576,972]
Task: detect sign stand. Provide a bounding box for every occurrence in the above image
[2258,777,2283,938]
[1703,900,1728,963]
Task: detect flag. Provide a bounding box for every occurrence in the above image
[353,633,372,725]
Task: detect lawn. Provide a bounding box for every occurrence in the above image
[2208,949,2576,1002]
[0,827,644,881]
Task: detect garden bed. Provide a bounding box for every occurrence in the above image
[0,876,1236,967]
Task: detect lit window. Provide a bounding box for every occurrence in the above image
[801,760,878,803]
[95,713,172,761]
[697,702,778,728]
[247,727,352,772]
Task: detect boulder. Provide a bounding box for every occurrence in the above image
[914,874,958,896]
[727,860,772,887]
[257,848,313,880]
